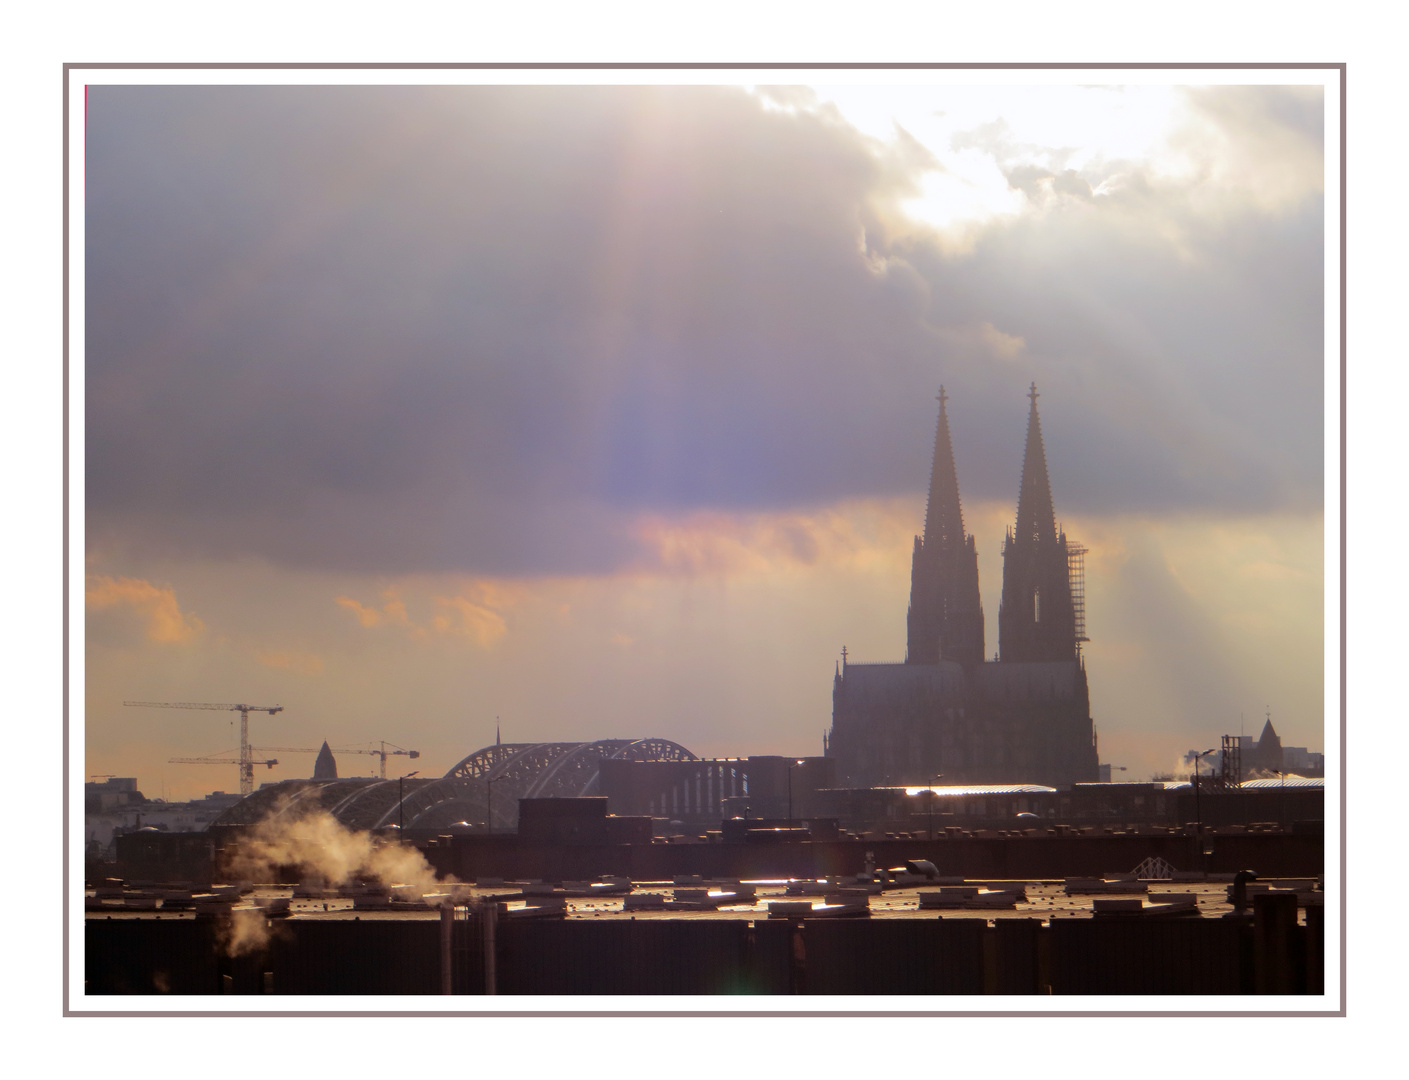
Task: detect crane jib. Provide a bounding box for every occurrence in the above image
[122,700,286,795]
[123,701,283,713]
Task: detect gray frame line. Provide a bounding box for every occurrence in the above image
[60,61,1347,1025]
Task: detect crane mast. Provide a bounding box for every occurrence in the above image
[365,741,419,779]
[123,701,284,796]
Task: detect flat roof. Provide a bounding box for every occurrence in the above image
[881,785,1056,796]
[85,877,1322,924]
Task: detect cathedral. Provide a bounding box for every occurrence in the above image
[826,385,1100,788]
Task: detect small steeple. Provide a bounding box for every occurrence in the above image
[1258,713,1279,745]
[1251,711,1283,774]
[313,740,338,780]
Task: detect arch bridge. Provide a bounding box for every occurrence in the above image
[210,737,698,833]
[437,738,698,831]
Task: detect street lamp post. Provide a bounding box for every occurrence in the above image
[399,770,420,837]
[928,775,944,841]
[1104,765,1127,822]
[1192,749,1215,873]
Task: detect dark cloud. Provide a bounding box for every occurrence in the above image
[1002,164,1093,201]
[86,84,1324,575]
[902,180,1324,518]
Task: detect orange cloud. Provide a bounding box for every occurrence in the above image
[85,575,203,643]
[335,595,382,627]
[431,595,508,648]
[977,320,1026,360]
[337,584,508,649]
[630,500,914,578]
[379,590,412,626]
[256,649,325,676]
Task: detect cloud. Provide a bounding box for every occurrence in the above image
[334,595,382,628]
[255,649,324,676]
[336,590,415,634]
[85,575,203,642]
[1175,86,1325,212]
[431,594,508,648]
[337,583,508,648]
[934,320,1027,363]
[629,500,913,578]
[85,84,1324,578]
[1004,165,1095,205]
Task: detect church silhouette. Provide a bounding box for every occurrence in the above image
[827,385,1100,787]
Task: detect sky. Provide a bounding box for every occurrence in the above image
[82,79,1327,797]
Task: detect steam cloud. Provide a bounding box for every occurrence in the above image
[218,802,459,956]
[221,907,280,959]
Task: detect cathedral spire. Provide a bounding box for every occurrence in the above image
[1014,382,1057,545]
[923,386,966,548]
[906,386,985,668]
[999,383,1076,663]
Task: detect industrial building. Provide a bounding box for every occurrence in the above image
[89,762,1326,997]
[87,877,1324,996]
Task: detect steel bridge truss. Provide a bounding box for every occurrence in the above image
[211,738,699,834]
[438,738,699,830]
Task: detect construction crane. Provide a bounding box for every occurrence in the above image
[124,701,284,796]
[168,752,280,779]
[342,741,420,779]
[257,741,420,779]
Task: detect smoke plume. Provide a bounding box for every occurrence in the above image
[220,907,281,959]
[218,802,458,956]
[227,803,454,897]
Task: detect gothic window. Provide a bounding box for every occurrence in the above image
[1033,586,1041,623]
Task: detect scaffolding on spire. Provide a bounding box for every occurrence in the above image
[1067,541,1089,646]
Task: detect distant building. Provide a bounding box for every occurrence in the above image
[815,782,1059,833]
[85,777,143,813]
[598,755,834,823]
[1245,717,1283,775]
[84,782,242,858]
[1281,745,1324,775]
[1207,718,1323,780]
[827,386,1099,788]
